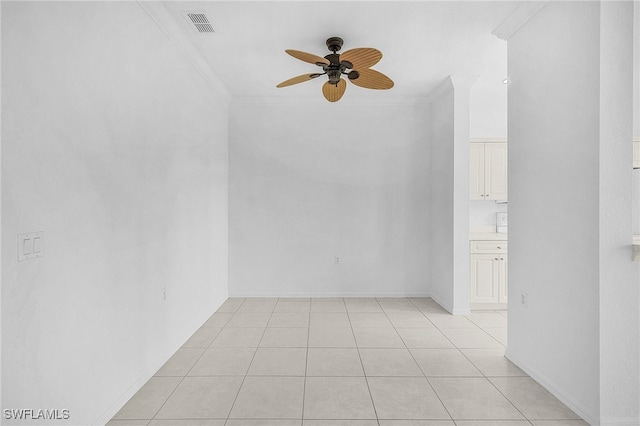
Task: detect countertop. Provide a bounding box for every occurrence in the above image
[470,232,508,241]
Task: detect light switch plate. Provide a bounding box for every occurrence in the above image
[18,232,43,261]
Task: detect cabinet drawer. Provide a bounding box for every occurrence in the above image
[470,241,507,253]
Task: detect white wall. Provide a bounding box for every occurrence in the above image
[469,201,507,228]
[507,2,601,421]
[633,2,640,235]
[1,2,229,425]
[634,1,639,138]
[470,38,508,230]
[506,1,639,424]
[228,100,430,297]
[0,0,4,411]
[470,37,508,140]
[428,78,471,314]
[598,2,639,422]
[429,86,456,310]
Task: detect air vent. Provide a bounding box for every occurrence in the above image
[183,12,215,34]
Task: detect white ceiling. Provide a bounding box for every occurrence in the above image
[160,1,519,102]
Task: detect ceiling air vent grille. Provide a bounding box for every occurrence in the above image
[183,12,215,34]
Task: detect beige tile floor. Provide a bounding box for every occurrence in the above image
[108,298,587,426]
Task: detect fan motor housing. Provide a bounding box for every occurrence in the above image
[323,53,348,85]
[327,69,342,84]
[324,53,341,65]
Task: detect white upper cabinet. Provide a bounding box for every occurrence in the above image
[470,141,507,201]
[484,143,508,200]
[470,143,485,200]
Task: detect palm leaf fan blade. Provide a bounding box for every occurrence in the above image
[322,79,347,102]
[349,68,394,90]
[340,48,382,69]
[285,49,330,65]
[277,73,321,88]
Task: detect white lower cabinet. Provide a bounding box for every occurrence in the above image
[470,241,507,307]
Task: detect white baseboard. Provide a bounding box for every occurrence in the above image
[504,348,598,426]
[428,293,452,313]
[470,302,508,310]
[427,293,470,315]
[228,292,432,298]
[600,417,640,426]
[92,301,223,425]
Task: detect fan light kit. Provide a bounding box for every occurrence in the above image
[276,37,394,102]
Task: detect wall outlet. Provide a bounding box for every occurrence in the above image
[521,293,528,306]
[334,256,340,264]
[161,287,167,301]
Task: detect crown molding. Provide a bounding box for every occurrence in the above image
[492,1,550,41]
[137,1,232,105]
[450,74,480,89]
[425,77,454,103]
[425,74,478,104]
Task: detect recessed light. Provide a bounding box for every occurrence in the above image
[502,79,510,84]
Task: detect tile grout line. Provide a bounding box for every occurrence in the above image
[446,309,504,380]
[414,303,521,419]
[420,302,529,424]
[456,308,533,422]
[300,302,311,426]
[417,302,529,423]
[149,297,248,423]
[411,301,461,355]
[464,309,508,348]
[113,298,580,425]
[483,370,533,422]
[224,298,277,424]
[347,298,382,426]
[389,298,455,423]
[464,309,508,329]
[411,301,463,350]
[415,301,507,353]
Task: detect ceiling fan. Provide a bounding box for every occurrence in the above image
[276,37,394,102]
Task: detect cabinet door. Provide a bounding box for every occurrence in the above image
[498,255,508,304]
[484,143,507,200]
[470,254,499,304]
[469,143,485,200]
